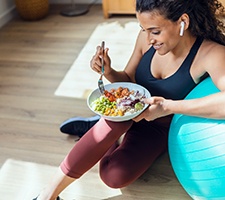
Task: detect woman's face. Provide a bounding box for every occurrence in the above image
[136,11,181,55]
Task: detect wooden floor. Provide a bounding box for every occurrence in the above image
[0,4,190,199]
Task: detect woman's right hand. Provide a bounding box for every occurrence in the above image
[90,44,112,75]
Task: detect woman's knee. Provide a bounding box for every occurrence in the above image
[99,166,134,188]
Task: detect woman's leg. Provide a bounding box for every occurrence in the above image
[37,117,133,200]
[99,117,171,188]
[37,168,75,200]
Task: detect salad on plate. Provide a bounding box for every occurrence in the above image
[87,82,151,122]
[90,87,146,117]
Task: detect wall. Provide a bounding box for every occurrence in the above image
[0,0,101,28]
[0,0,15,28]
[49,0,101,4]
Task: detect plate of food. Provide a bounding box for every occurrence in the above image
[87,82,151,122]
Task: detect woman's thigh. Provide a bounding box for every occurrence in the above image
[60,117,133,178]
[99,119,170,188]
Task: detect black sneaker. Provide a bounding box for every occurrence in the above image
[59,115,100,138]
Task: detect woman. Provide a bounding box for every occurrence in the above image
[34,0,225,199]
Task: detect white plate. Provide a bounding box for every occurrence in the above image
[87,82,151,122]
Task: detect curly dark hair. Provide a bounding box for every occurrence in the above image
[136,0,225,46]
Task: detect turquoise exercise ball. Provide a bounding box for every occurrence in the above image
[169,77,225,200]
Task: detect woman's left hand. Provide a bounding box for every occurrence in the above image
[133,97,171,122]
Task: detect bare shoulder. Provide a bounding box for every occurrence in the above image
[135,30,151,55]
[200,40,225,89]
[200,40,225,64]
[123,30,150,81]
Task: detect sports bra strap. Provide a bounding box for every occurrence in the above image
[182,37,204,70]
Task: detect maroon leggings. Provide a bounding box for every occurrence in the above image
[60,116,172,188]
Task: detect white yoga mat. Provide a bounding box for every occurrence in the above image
[54,21,140,99]
[0,159,122,200]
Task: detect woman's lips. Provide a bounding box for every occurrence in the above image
[153,43,163,50]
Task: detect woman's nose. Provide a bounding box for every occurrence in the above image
[147,38,155,45]
[146,34,155,45]
[149,39,155,45]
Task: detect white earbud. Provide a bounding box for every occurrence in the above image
[180,21,185,36]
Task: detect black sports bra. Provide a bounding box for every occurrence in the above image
[135,37,205,100]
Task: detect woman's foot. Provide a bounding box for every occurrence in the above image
[59,115,100,137]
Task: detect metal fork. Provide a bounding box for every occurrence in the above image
[98,41,105,94]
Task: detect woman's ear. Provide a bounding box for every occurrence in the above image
[179,13,190,36]
[179,13,189,27]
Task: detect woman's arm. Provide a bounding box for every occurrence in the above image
[90,30,149,83]
[135,88,225,122]
[163,91,225,119]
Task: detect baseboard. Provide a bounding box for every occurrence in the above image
[0,5,16,28]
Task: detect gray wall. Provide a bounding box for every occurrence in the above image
[0,0,101,28]
[0,0,15,28]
